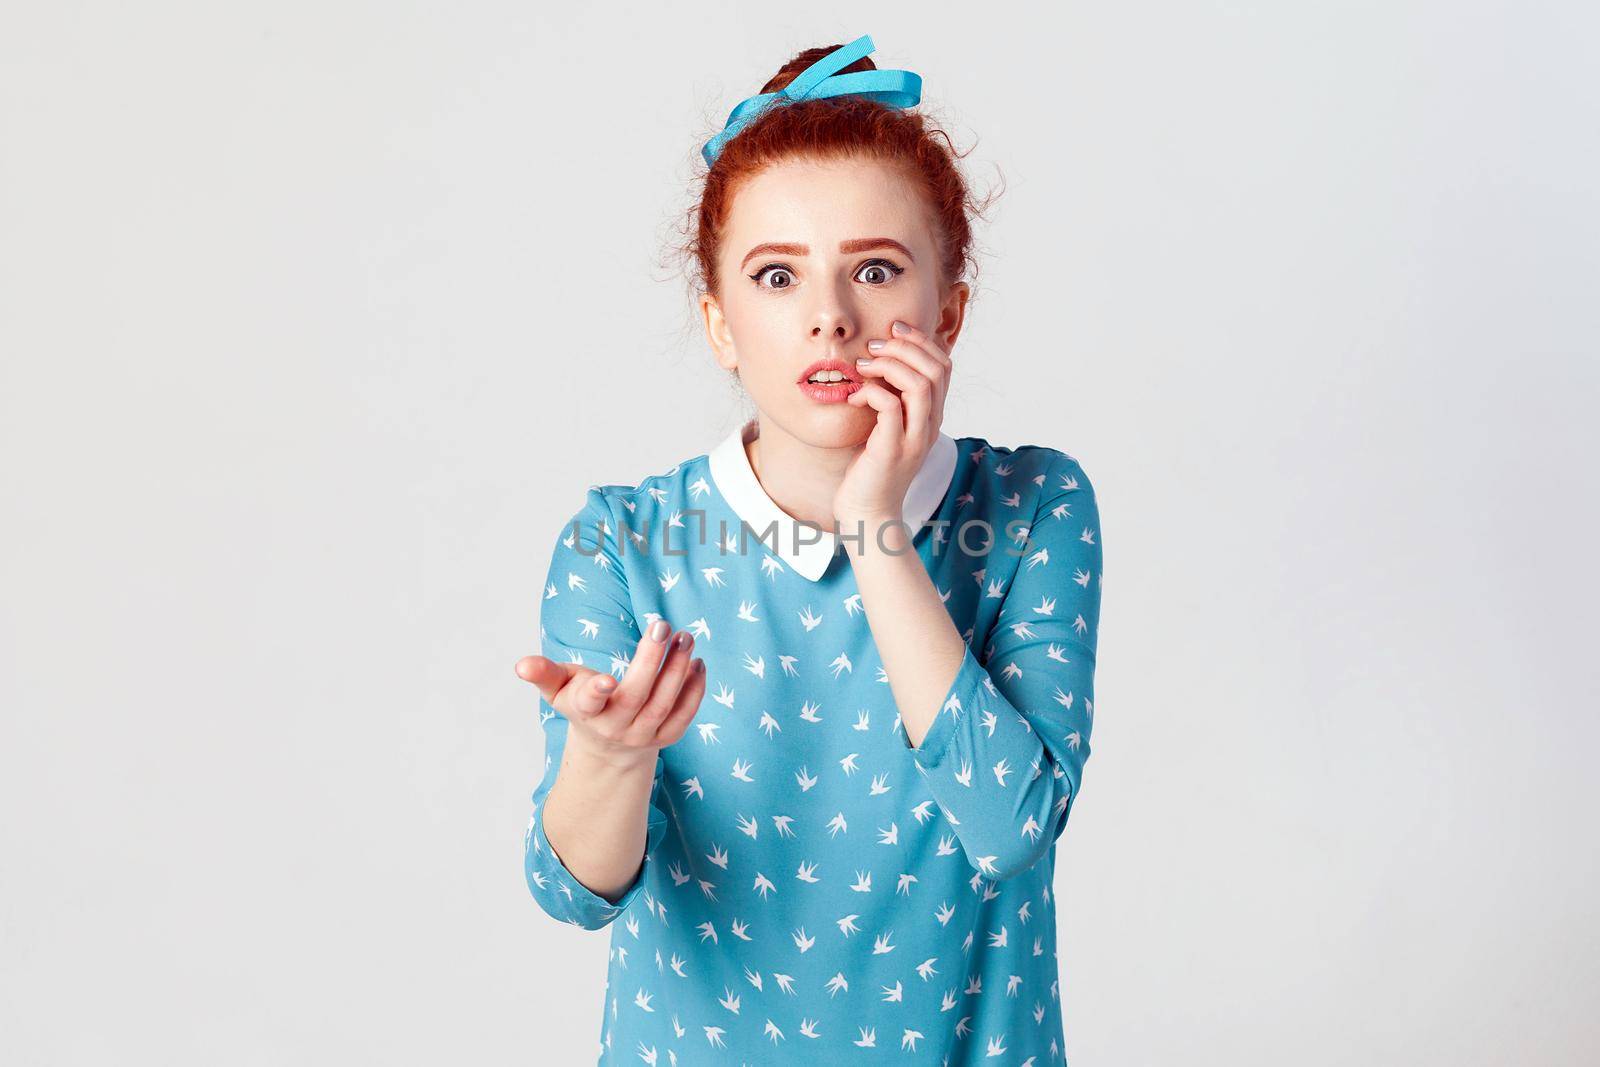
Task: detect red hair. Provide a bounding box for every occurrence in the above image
[679,41,1001,304]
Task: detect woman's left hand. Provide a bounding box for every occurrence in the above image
[834,318,952,531]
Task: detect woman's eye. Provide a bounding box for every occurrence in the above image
[750,265,795,289]
[856,259,905,285]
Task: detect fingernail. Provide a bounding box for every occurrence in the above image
[597,675,617,691]
[867,339,885,351]
[891,320,911,335]
[693,658,706,674]
[672,631,691,650]
[648,619,669,641]
[856,357,874,366]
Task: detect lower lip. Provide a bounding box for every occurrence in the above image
[798,379,863,403]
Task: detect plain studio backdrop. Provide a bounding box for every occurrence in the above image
[2,2,1597,1064]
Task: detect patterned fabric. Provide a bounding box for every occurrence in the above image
[524,418,1104,1065]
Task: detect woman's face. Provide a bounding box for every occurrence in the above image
[701,156,968,448]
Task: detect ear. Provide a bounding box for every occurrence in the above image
[700,293,738,373]
[936,281,970,353]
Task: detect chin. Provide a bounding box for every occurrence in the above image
[764,404,875,449]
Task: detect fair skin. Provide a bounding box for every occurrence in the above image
[514,155,975,904]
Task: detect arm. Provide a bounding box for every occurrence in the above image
[523,488,669,930]
[854,449,1104,880]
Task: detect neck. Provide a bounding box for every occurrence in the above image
[745,416,861,533]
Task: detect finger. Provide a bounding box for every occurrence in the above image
[653,656,709,746]
[561,668,626,721]
[588,618,677,731]
[883,321,952,370]
[627,629,697,740]
[515,654,582,706]
[846,380,907,447]
[855,355,935,452]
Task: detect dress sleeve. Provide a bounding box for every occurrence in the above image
[522,487,669,930]
[903,450,1104,881]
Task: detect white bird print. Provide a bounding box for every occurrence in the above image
[980,708,999,736]
[853,1026,875,1047]
[1046,644,1070,664]
[955,1015,973,1037]
[1065,731,1081,751]
[744,967,763,991]
[901,1029,924,1051]
[828,652,852,677]
[839,752,860,775]
[688,617,711,639]
[741,652,764,677]
[836,914,861,936]
[669,954,687,977]
[896,873,918,895]
[772,972,796,994]
[1074,567,1091,587]
[763,1019,784,1044]
[696,921,717,944]
[700,1026,728,1051]
[1021,815,1042,842]
[730,918,752,940]
[1025,545,1049,570]
[825,973,849,997]
[993,758,1013,787]
[850,870,872,893]
[994,461,1014,476]
[826,812,847,837]
[1001,490,1021,507]
[792,927,814,952]
[954,760,974,787]
[795,766,818,791]
[771,814,795,837]
[695,721,722,745]
[796,861,819,883]
[753,872,776,899]
[736,814,758,838]
[1033,594,1057,616]
[916,957,938,980]
[758,710,780,737]
[868,773,891,795]
[730,759,754,782]
[779,655,800,676]
[853,710,871,731]
[988,926,1010,948]
[1019,901,1033,923]
[701,566,726,587]
[986,1035,1007,1056]
[976,856,1001,877]
[1080,525,1096,544]
[759,555,783,579]
[798,605,822,631]
[843,593,863,616]
[736,600,760,622]
[681,776,703,799]
[799,1018,820,1038]
[872,930,896,954]
[635,1040,656,1063]
[657,570,678,593]
[985,577,1005,598]
[706,844,728,869]
[1073,613,1089,637]
[935,902,956,925]
[881,981,902,1002]
[577,618,601,639]
[688,475,709,498]
[877,822,899,846]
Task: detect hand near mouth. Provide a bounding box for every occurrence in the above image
[833,319,952,530]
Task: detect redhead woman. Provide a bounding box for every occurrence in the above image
[515,34,1105,1065]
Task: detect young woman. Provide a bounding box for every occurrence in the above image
[515,34,1104,1065]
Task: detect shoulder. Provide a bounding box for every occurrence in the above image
[553,448,716,550]
[952,435,1097,512]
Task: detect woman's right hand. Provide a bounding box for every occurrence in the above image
[514,619,707,770]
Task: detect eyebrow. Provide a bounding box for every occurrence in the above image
[739,238,915,271]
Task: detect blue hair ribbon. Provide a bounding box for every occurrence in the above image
[701,34,923,167]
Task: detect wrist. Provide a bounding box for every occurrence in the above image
[563,731,659,778]
[837,512,913,556]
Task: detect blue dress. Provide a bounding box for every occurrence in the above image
[524,417,1104,1065]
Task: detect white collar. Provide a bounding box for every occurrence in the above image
[706,416,959,582]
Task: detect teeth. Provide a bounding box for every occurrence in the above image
[807,371,849,383]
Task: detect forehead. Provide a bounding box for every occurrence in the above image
[723,157,928,251]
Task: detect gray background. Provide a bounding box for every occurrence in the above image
[3,2,1597,1064]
